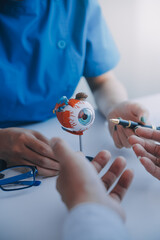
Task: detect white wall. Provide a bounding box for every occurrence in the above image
[98,0,160,99]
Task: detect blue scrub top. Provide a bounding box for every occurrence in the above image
[0,0,120,127]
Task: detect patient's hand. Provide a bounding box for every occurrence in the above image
[129,127,160,180]
[50,137,134,221]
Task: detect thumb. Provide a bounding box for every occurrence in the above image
[50,137,89,172]
[131,103,149,124]
[50,137,78,166]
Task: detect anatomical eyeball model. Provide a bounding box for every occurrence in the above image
[53,92,95,135]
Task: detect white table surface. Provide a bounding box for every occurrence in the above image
[1,94,160,240]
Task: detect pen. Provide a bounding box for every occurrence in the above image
[110,118,160,130]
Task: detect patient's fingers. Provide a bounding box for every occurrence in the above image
[91,150,111,173]
[139,157,160,180]
[132,143,160,166]
[102,157,126,191]
[109,169,134,202]
[135,127,160,142]
[129,135,160,158]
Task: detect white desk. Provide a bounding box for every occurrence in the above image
[1,94,160,240]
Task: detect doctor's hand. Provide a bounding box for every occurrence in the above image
[107,101,149,148]
[0,128,59,176]
[129,127,160,180]
[50,137,134,221]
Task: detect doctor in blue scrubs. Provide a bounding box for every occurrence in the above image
[0,0,148,176]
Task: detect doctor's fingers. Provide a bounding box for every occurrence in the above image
[139,157,160,180]
[113,126,132,148]
[129,102,149,123]
[116,126,133,148]
[30,130,51,145]
[14,145,60,171]
[6,158,59,177]
[25,134,56,160]
[112,127,123,148]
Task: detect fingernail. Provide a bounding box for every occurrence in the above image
[140,116,146,123]
[134,126,139,133]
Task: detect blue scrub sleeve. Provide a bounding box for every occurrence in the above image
[62,203,130,240]
[83,0,120,77]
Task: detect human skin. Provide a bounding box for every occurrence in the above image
[129,127,160,180]
[87,71,149,149]
[50,137,134,220]
[0,127,130,178]
[0,128,60,176]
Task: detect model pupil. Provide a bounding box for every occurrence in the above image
[82,114,88,120]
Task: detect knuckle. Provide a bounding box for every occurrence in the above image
[155,158,160,166]
[55,137,64,145]
[36,157,46,166]
[154,145,160,158]
[127,101,135,109]
[54,138,65,149]
[18,132,27,142]
[39,145,48,155]
[103,177,114,190]
[52,161,60,170]
[114,191,123,202]
[12,145,21,155]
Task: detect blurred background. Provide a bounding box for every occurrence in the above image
[76,0,160,100]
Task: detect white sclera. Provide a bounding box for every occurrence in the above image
[62,101,95,133]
